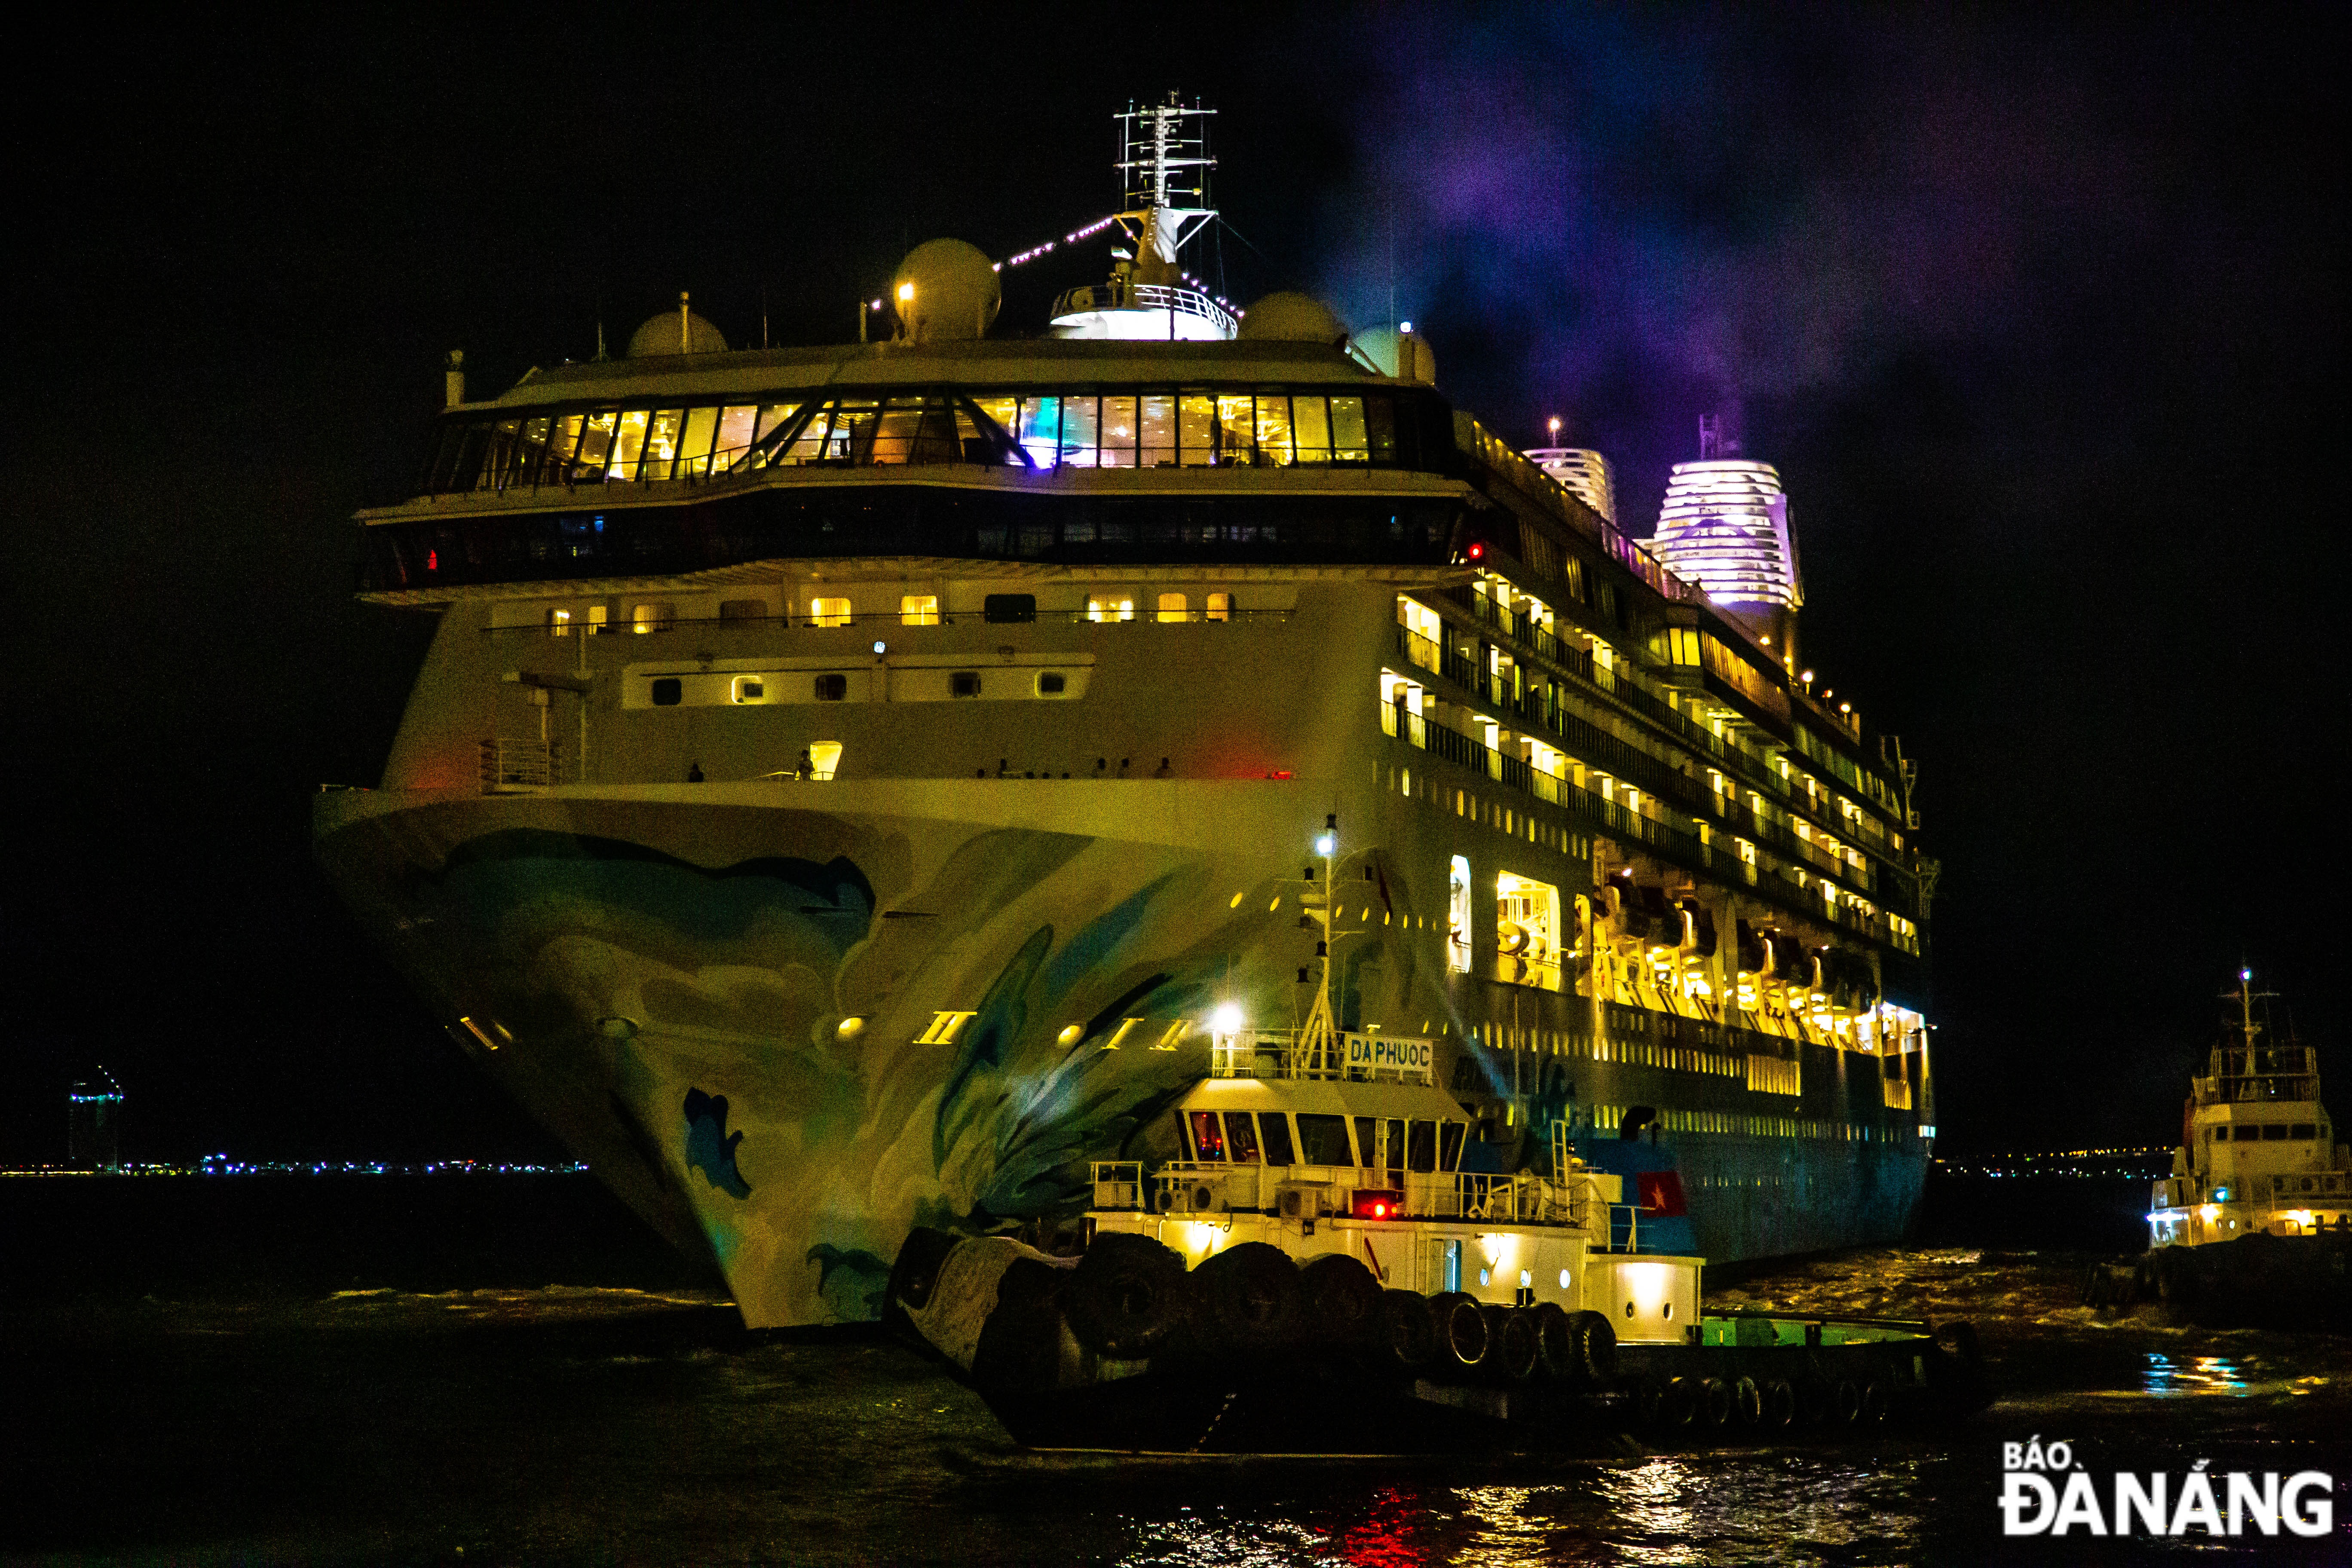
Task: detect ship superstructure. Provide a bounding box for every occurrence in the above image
[2149,975,2349,1246]
[314,100,1940,1329]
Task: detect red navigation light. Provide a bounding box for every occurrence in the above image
[1351,1188,1404,1219]
[426,549,438,571]
[1466,542,1485,559]
[1265,770,1293,780]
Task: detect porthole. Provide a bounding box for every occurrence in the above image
[1558,1269,1571,1290]
[1624,1301,1635,1318]
[1663,1302,1674,1321]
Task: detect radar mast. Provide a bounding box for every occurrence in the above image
[1050,94,1236,340]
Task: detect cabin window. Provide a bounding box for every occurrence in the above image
[1139,393,1175,466]
[1087,593,1136,623]
[640,408,685,481]
[983,594,1035,623]
[1187,1110,1227,1162]
[730,677,765,704]
[1178,393,1215,464]
[1439,1123,1466,1171]
[1034,671,1068,697]
[813,674,848,701]
[1295,1113,1352,1167]
[608,410,650,481]
[547,607,573,637]
[1291,394,1332,463]
[650,678,681,707]
[1259,1113,1296,1167]
[1255,390,1295,465]
[900,594,940,626]
[1098,395,1137,468]
[2291,1124,2316,1140]
[1157,593,1189,623]
[1407,1121,1438,1173]
[1206,592,1231,622]
[809,597,851,628]
[2263,1124,2289,1141]
[1222,1112,1262,1163]
[1215,393,1257,463]
[1495,872,1562,991]
[719,599,768,620]
[1330,396,1370,462]
[1447,856,1473,973]
[949,671,981,698]
[631,602,674,634]
[713,405,759,469]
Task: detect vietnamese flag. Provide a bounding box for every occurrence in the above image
[1636,1170,1687,1216]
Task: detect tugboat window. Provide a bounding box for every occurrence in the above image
[1259,1113,1295,1167]
[1408,1121,1438,1173]
[1295,1113,1351,1167]
[1187,1110,1226,1162]
[1222,1112,1262,1163]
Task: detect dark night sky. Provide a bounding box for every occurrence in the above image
[4,9,2342,1165]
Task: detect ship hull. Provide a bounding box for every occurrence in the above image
[317,776,1926,1329]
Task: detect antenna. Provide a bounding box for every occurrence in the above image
[1699,413,1721,460]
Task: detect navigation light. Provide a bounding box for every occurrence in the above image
[1315,833,1336,857]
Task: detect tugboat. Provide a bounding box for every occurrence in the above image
[888,819,1987,1452]
[2100,971,2352,1330]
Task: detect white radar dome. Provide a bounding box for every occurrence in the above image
[1356,325,1436,384]
[892,239,1001,343]
[1235,291,1351,346]
[628,298,729,358]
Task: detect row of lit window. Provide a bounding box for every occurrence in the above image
[550,591,1235,634]
[432,388,1408,493]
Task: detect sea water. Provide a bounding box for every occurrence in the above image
[6,1173,2348,1565]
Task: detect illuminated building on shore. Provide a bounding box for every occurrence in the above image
[68,1070,123,1170]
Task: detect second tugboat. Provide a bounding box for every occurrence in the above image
[2093,972,2352,1331]
[890,818,1986,1452]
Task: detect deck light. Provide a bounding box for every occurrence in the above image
[897,282,914,303]
[1315,833,1336,856]
[873,640,886,654]
[1210,1004,1243,1034]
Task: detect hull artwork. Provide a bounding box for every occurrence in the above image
[319,780,1414,1327]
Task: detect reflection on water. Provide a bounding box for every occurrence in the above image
[2144,1351,2250,1396]
[19,1226,2352,1565]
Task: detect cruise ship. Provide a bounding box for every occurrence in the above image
[313,98,1939,1329]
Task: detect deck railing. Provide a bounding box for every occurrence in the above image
[480,738,560,790]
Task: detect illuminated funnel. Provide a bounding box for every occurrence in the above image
[1523,447,1617,526]
[1651,460,1801,611]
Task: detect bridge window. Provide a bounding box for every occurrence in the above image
[1259,1113,1296,1166]
[1295,1112,1351,1167]
[1140,394,1175,466]
[1222,1112,1262,1163]
[1187,1110,1227,1162]
[711,405,759,469]
[808,597,851,627]
[1407,1121,1437,1173]
[1439,1122,1466,1171]
[1099,396,1137,468]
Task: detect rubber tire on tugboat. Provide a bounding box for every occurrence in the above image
[1757,1378,1798,1430]
[1828,1378,1862,1427]
[1191,1241,1302,1354]
[968,1257,1069,1397]
[1571,1310,1618,1386]
[1696,1376,1733,1428]
[1063,1232,1188,1359]
[1376,1289,1435,1369]
[1926,1320,1989,1412]
[1730,1375,1764,1428]
[1859,1379,1890,1425]
[1488,1307,1542,1384]
[1530,1302,1575,1379]
[1641,1376,1697,1437]
[1300,1254,1383,1346]
[1429,1292,1490,1372]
